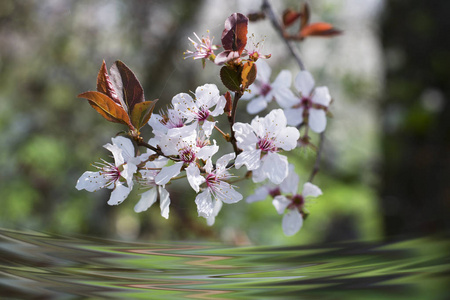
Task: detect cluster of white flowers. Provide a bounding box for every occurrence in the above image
[77,13,333,235]
[243,60,331,134]
[77,61,331,234]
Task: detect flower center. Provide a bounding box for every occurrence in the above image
[95,160,121,183]
[288,194,304,210]
[301,96,312,109]
[258,137,277,153]
[206,173,219,188]
[197,136,210,148]
[180,147,196,164]
[260,83,272,97]
[269,187,281,198]
[196,108,210,122]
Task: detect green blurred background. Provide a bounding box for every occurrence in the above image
[0,0,448,245]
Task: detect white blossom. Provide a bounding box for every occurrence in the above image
[282,70,331,133]
[134,159,171,219]
[194,153,243,218]
[155,126,218,190]
[76,136,143,206]
[233,109,300,184]
[272,167,322,236]
[172,84,226,136]
[242,60,296,114]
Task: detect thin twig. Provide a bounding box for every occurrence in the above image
[137,139,171,159]
[261,0,306,71]
[262,0,328,183]
[214,125,229,141]
[308,131,325,183]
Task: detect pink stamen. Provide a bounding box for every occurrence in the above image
[180,147,195,164]
[258,137,277,152]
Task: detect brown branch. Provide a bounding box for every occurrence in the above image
[262,0,328,183]
[137,139,172,159]
[261,0,306,71]
[228,91,243,156]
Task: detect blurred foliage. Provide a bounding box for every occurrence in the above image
[380,0,450,236]
[0,0,385,245]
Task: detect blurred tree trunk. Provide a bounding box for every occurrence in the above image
[121,0,205,239]
[380,0,450,237]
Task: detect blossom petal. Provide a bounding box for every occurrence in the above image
[246,185,270,203]
[206,199,223,226]
[247,96,268,114]
[216,153,235,172]
[233,122,258,150]
[195,84,220,108]
[262,152,289,184]
[107,183,131,205]
[210,95,226,116]
[235,149,261,170]
[201,120,216,137]
[282,209,303,236]
[255,59,271,82]
[280,164,299,195]
[214,181,243,204]
[155,162,183,185]
[172,92,196,121]
[148,113,167,135]
[272,69,292,89]
[272,87,297,109]
[197,142,219,160]
[134,188,157,212]
[273,195,291,214]
[186,164,205,193]
[275,126,300,151]
[302,182,323,198]
[262,109,287,138]
[251,165,267,183]
[284,107,304,127]
[76,171,109,192]
[113,136,136,163]
[308,108,327,133]
[195,190,214,218]
[159,187,171,219]
[121,163,137,188]
[312,86,331,107]
[294,70,315,96]
[104,142,125,167]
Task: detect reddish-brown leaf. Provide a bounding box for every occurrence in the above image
[109,61,145,113]
[78,91,133,128]
[241,61,257,89]
[299,22,342,39]
[96,60,124,108]
[130,100,158,130]
[282,8,301,27]
[221,13,248,54]
[300,2,310,29]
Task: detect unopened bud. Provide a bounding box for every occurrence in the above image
[224,91,233,117]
